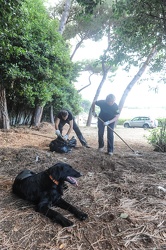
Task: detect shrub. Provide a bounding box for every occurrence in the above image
[117,118,127,125]
[147,119,166,152]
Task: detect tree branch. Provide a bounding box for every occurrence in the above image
[77,73,94,93]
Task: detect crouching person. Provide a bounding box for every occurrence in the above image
[55,109,90,148]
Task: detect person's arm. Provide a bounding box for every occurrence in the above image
[91,102,98,117]
[109,114,120,124]
[104,114,120,126]
[55,117,60,130]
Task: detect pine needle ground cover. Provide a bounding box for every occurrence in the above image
[0,124,166,250]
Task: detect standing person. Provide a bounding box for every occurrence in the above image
[55,109,90,148]
[92,94,120,156]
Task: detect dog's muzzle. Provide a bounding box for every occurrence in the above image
[66,176,78,186]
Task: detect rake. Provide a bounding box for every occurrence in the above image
[97,116,140,155]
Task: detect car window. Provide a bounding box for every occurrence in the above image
[139,117,150,121]
[132,117,140,121]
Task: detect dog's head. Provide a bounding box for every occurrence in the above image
[47,162,81,187]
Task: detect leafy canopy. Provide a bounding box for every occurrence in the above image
[1,0,80,114]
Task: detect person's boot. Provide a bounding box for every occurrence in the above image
[83,144,90,148]
[78,135,90,148]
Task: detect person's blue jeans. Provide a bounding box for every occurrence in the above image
[98,119,115,153]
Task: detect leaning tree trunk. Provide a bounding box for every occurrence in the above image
[58,0,72,35]
[118,45,157,114]
[86,26,112,126]
[49,0,72,123]
[70,36,85,60]
[86,67,110,126]
[0,84,10,129]
[30,104,43,127]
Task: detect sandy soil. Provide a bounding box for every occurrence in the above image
[0,123,166,250]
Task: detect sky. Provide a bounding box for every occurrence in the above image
[72,40,166,109]
[75,69,166,108]
[45,0,59,7]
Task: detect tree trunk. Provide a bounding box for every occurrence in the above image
[86,69,109,126]
[86,27,112,126]
[0,85,10,129]
[48,0,72,123]
[78,73,94,93]
[50,105,54,124]
[118,46,157,114]
[70,36,85,60]
[30,104,43,127]
[58,0,72,35]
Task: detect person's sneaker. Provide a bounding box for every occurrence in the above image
[108,152,113,156]
[98,147,104,152]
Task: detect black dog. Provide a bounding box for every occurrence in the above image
[12,162,88,227]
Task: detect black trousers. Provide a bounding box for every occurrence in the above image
[59,119,87,146]
[98,118,115,153]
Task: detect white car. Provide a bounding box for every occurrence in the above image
[123,116,158,128]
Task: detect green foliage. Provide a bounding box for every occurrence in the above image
[44,83,82,118]
[0,0,83,127]
[58,84,82,116]
[117,118,127,125]
[0,0,23,28]
[157,118,166,126]
[146,120,166,152]
[112,0,166,63]
[1,0,79,111]
[105,0,166,96]
[0,0,25,82]
[76,0,104,14]
[81,99,91,113]
[50,0,113,43]
[79,57,119,75]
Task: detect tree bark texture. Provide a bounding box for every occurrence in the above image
[48,0,72,123]
[50,105,55,124]
[59,0,72,35]
[86,28,112,127]
[0,85,10,129]
[86,69,109,126]
[30,104,43,127]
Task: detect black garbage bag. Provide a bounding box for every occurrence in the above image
[49,136,77,153]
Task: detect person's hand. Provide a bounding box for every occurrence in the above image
[55,130,61,136]
[63,134,69,140]
[104,121,111,126]
[92,111,97,117]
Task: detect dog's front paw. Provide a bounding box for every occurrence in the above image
[61,218,74,228]
[77,212,88,221]
[63,183,68,190]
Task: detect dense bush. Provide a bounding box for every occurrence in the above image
[147,119,166,152]
[157,118,166,127]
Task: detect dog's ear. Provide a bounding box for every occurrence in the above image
[47,163,64,180]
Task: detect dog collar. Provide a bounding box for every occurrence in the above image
[49,175,59,185]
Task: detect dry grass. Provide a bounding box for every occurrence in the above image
[0,123,166,250]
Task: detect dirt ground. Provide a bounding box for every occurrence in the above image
[0,123,166,250]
